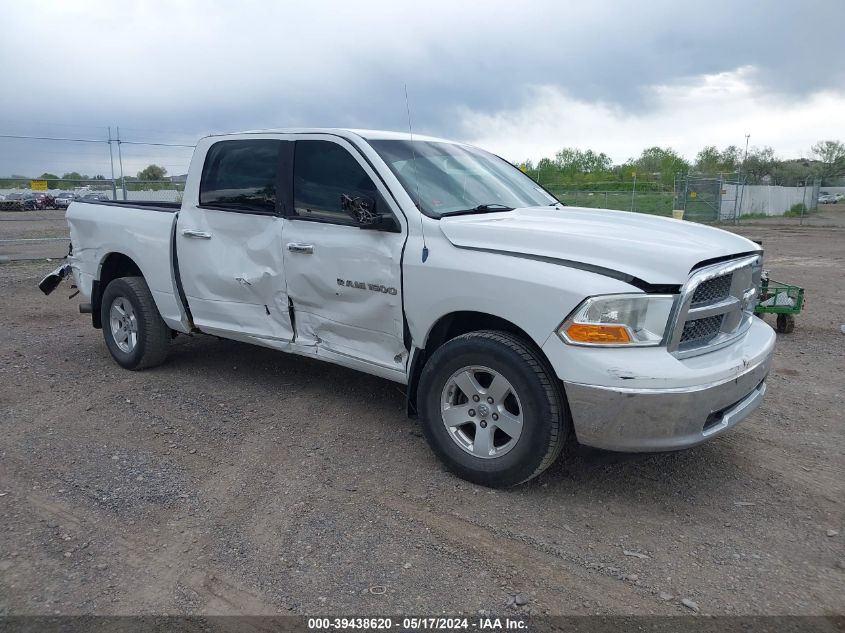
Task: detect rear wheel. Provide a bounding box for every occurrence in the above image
[776,313,795,334]
[418,330,567,487]
[101,276,170,370]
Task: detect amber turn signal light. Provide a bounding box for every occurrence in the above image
[565,323,631,344]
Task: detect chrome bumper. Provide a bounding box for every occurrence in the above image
[564,350,772,452]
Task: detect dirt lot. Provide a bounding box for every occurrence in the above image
[0,207,843,618]
[0,209,70,261]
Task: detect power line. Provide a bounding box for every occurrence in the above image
[119,141,196,148]
[0,133,196,148]
[0,134,106,144]
[0,130,195,182]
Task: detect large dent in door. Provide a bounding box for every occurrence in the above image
[179,213,293,341]
[296,309,405,370]
[284,224,406,371]
[186,222,282,302]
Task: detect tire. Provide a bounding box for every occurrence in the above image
[418,330,567,487]
[101,276,170,370]
[776,313,795,334]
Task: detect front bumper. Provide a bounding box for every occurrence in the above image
[547,317,775,452]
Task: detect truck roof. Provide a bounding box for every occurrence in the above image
[211,128,457,144]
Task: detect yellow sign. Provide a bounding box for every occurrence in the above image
[31,180,48,191]
[690,191,698,198]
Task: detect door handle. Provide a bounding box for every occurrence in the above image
[287,243,314,254]
[182,229,212,239]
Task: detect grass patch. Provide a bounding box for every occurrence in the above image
[737,213,771,220]
[550,189,675,216]
[783,203,812,217]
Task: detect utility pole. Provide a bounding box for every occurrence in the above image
[107,127,117,200]
[741,134,750,176]
[630,171,637,212]
[116,126,127,200]
[736,134,751,223]
[801,176,809,226]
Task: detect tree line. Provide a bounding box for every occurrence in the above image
[518,140,845,190]
[6,141,845,192]
[1,164,171,189]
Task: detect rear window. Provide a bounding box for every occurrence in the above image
[200,140,281,213]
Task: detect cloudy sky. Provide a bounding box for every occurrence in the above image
[1,0,844,177]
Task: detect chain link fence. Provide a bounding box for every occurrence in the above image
[0,178,184,210]
[674,175,738,222]
[545,188,676,216]
[673,175,820,222]
[541,177,823,224]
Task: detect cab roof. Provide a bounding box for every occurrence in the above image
[214,128,456,144]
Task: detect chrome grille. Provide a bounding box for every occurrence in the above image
[680,315,723,346]
[690,274,732,307]
[669,255,762,358]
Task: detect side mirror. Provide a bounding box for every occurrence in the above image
[341,193,393,230]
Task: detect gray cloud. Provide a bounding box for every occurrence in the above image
[1,0,843,176]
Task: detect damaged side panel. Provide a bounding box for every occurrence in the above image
[174,209,294,345]
[64,202,190,332]
[283,220,407,377]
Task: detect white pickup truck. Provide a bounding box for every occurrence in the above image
[41,129,775,486]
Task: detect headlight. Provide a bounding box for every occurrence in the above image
[558,294,676,347]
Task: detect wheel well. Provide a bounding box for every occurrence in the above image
[91,253,143,328]
[424,312,533,356]
[406,311,540,415]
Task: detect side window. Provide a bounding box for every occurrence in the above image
[200,140,280,213]
[293,140,383,224]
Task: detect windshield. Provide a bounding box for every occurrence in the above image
[369,140,558,217]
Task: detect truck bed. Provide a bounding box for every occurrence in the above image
[66,200,189,332]
[81,200,181,213]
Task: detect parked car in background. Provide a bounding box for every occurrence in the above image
[20,193,38,211]
[80,192,110,202]
[0,192,27,211]
[818,194,837,204]
[55,192,77,208]
[35,192,56,210]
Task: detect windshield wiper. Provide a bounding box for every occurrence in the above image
[439,203,515,218]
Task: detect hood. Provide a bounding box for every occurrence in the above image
[439,206,761,287]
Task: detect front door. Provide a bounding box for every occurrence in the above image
[176,138,294,345]
[282,136,407,373]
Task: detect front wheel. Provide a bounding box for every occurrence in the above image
[418,330,568,487]
[101,276,171,370]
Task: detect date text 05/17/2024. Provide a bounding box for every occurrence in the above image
[307,617,529,631]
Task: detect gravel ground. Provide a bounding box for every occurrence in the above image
[0,207,843,617]
[0,209,69,260]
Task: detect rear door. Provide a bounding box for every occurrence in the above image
[176,138,294,345]
[282,136,407,374]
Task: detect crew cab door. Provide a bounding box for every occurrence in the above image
[282,136,407,374]
[176,138,294,345]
